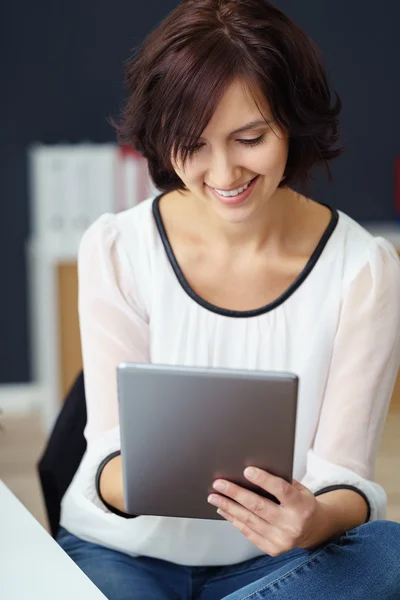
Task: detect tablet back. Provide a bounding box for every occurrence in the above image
[117,363,298,520]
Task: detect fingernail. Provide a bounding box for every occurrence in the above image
[213,481,227,492]
[244,467,257,480]
[208,495,220,507]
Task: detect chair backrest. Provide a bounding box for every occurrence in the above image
[37,371,87,537]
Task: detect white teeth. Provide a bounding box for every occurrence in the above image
[214,178,253,197]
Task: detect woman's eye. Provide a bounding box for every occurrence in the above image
[182,134,265,157]
[239,135,265,147]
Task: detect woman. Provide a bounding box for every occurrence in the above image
[58,1,400,598]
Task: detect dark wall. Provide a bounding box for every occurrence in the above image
[2,1,399,383]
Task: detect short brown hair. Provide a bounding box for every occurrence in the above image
[113,0,343,193]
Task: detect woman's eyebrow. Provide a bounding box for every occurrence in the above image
[229,119,272,135]
[198,120,272,141]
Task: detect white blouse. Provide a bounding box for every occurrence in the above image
[60,195,400,567]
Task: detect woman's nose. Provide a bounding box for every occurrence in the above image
[207,151,241,189]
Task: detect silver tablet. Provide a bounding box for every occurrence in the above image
[117,363,298,520]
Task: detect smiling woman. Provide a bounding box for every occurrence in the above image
[169,79,291,225]
[114,0,342,195]
[57,1,400,600]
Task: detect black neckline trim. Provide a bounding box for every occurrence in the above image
[152,193,339,318]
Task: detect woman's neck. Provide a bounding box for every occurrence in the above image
[185,186,302,255]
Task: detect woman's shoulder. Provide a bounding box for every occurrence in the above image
[336,208,399,257]
[335,208,400,284]
[79,195,158,256]
[77,196,159,312]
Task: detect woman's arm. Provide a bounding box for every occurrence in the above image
[207,238,400,555]
[98,454,127,515]
[76,213,150,514]
[301,237,400,523]
[300,488,369,548]
[79,214,149,444]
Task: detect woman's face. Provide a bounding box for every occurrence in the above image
[172,78,289,224]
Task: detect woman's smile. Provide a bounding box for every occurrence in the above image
[206,175,259,207]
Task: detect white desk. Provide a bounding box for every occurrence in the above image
[0,480,106,599]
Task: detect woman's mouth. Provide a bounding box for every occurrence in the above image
[207,176,259,206]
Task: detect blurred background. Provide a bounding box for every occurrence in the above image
[0,0,399,531]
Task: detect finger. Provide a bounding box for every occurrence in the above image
[212,479,281,522]
[216,507,280,557]
[244,467,299,506]
[208,492,272,536]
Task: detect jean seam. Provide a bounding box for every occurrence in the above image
[239,546,329,600]
[202,551,306,589]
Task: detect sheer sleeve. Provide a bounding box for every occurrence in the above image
[71,214,150,513]
[301,238,400,521]
[79,214,149,444]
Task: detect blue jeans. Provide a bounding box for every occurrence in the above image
[57,520,400,599]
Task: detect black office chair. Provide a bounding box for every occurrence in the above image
[37,370,87,537]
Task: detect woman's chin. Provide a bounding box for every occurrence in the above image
[210,196,260,224]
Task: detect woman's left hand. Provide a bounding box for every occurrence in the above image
[207,467,320,556]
